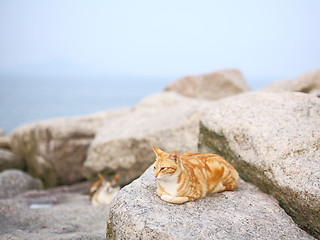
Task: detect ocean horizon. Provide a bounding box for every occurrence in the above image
[0,74,172,133]
[0,74,272,133]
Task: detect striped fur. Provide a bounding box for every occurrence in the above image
[153,146,239,204]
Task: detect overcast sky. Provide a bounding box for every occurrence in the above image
[1,0,319,85]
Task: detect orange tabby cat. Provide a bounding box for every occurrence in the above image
[153,146,239,204]
[89,173,120,205]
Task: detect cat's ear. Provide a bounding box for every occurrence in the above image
[98,173,104,181]
[112,173,120,181]
[153,146,164,157]
[169,151,179,163]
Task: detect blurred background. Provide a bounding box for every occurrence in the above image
[0,0,319,133]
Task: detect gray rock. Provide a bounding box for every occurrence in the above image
[0,182,108,240]
[165,69,250,100]
[261,69,320,93]
[199,91,320,238]
[0,149,25,171]
[0,169,43,199]
[83,92,211,185]
[107,166,314,240]
[10,108,130,188]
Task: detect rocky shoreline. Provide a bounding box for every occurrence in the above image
[1,69,319,239]
[0,181,108,239]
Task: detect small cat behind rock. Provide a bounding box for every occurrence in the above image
[89,173,120,205]
[153,146,239,204]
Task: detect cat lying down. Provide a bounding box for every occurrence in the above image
[153,146,239,204]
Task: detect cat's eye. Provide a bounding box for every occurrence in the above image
[160,167,167,171]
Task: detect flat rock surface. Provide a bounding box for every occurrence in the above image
[199,91,320,238]
[108,166,314,240]
[0,182,109,240]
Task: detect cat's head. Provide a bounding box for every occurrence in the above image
[153,146,180,180]
[89,173,120,200]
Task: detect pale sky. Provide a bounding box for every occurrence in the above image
[1,0,320,85]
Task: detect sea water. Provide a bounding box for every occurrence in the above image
[0,74,170,133]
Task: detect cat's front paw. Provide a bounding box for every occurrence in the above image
[160,194,172,202]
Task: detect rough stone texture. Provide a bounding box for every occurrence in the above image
[0,149,25,172]
[198,92,320,238]
[107,166,314,240]
[164,69,250,100]
[83,92,211,185]
[0,182,108,240]
[0,169,43,199]
[10,108,130,188]
[261,69,320,93]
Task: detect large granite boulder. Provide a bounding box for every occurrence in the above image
[198,92,320,238]
[0,148,25,171]
[0,169,43,199]
[83,92,211,185]
[0,182,108,240]
[165,69,250,100]
[261,69,320,93]
[10,109,130,188]
[107,166,314,240]
[0,133,23,171]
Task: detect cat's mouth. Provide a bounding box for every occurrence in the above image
[155,174,163,180]
[155,174,172,180]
